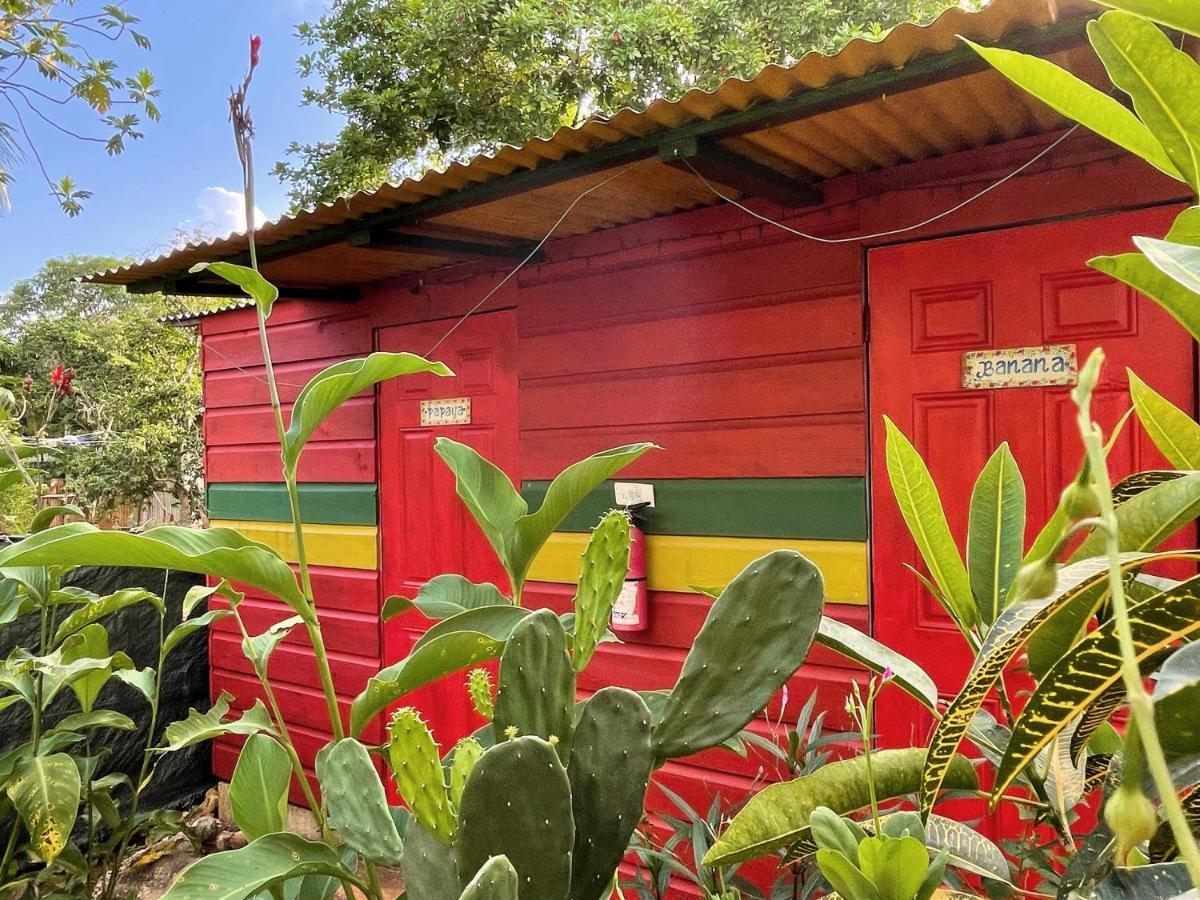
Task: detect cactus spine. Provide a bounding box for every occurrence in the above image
[467,667,495,720]
[456,736,574,900]
[493,609,576,761]
[567,687,654,900]
[571,510,631,673]
[387,706,456,844]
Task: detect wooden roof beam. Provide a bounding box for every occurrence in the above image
[346,227,542,261]
[659,136,822,208]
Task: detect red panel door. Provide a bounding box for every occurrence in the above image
[378,311,519,746]
[868,206,1193,750]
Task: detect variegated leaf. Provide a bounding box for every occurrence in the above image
[992,575,1200,800]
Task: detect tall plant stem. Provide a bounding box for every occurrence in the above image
[1076,350,1200,886]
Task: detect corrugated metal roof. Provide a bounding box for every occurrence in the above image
[90,0,1102,296]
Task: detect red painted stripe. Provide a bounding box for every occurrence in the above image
[210,595,380,657]
[211,633,377,696]
[211,668,381,741]
[207,440,377,482]
[205,396,374,447]
[222,565,380,615]
[520,413,865,478]
[203,316,369,372]
[204,357,361,409]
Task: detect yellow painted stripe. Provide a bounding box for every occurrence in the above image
[210,520,378,571]
[528,534,867,605]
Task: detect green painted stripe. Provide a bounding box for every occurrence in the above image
[207,483,377,525]
[520,478,866,541]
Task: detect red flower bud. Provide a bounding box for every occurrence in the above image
[50,364,75,397]
[612,31,622,43]
[250,35,262,70]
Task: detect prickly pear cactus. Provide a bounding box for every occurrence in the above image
[448,736,485,811]
[456,736,574,900]
[651,550,824,761]
[571,510,631,673]
[315,738,404,866]
[493,609,576,760]
[387,706,456,844]
[467,667,495,720]
[567,687,653,900]
[401,819,462,900]
[458,855,520,899]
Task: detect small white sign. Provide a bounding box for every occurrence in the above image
[615,482,655,507]
[611,581,641,626]
[420,397,471,426]
[962,344,1077,390]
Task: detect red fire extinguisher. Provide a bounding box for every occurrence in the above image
[611,503,650,633]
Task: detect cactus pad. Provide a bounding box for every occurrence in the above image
[652,550,824,761]
[456,736,574,900]
[467,667,495,720]
[493,609,576,760]
[568,687,653,900]
[571,510,631,673]
[387,706,456,845]
[448,736,485,812]
[458,855,520,899]
[315,738,404,866]
[401,820,462,900]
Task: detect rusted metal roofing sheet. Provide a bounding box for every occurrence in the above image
[90,0,1102,295]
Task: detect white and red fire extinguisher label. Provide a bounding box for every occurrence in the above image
[611,516,648,633]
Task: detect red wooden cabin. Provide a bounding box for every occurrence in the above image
[90,0,1195,889]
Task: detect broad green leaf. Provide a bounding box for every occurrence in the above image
[993,574,1200,799]
[54,588,164,644]
[1089,11,1200,191]
[350,631,504,736]
[879,813,1010,883]
[816,849,881,900]
[858,834,928,900]
[28,505,84,534]
[50,709,136,733]
[283,352,452,476]
[962,38,1180,180]
[1099,0,1200,34]
[0,523,307,620]
[1154,641,1200,754]
[242,615,304,672]
[1129,370,1200,468]
[183,580,243,618]
[115,666,156,703]
[163,609,233,661]
[15,633,133,708]
[412,605,531,651]
[814,616,938,712]
[1071,471,1200,561]
[704,748,978,867]
[316,738,404,865]
[0,579,27,625]
[883,417,976,634]
[967,443,1026,626]
[1137,235,1200,298]
[60,623,125,713]
[189,262,279,317]
[162,833,358,900]
[7,754,80,863]
[162,692,275,752]
[434,438,654,596]
[382,575,510,622]
[229,734,290,842]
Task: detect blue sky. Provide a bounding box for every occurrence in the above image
[0,1,338,291]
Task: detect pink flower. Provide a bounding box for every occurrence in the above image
[250,35,262,70]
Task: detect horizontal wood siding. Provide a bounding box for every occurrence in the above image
[202,307,380,788]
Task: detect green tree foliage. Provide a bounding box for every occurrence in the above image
[0,1,158,214]
[276,0,971,208]
[0,257,203,520]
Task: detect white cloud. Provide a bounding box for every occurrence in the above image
[188,186,267,236]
